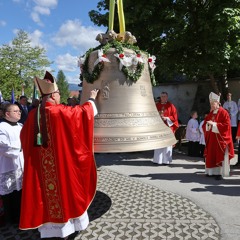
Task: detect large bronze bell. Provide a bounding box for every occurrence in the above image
[80,47,176,153]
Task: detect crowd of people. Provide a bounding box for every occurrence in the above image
[154,91,240,181]
[0,75,239,238]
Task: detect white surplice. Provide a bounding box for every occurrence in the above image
[186,118,200,142]
[0,121,24,195]
[223,100,238,127]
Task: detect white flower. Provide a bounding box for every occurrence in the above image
[148,55,156,72]
[114,53,133,70]
[132,53,145,65]
[94,49,110,66]
[78,55,86,67]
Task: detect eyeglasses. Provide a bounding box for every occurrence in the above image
[53,90,61,95]
[7,110,22,113]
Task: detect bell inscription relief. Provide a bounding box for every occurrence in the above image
[140,85,147,96]
[101,80,110,99]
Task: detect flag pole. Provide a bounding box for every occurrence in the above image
[11,88,15,104]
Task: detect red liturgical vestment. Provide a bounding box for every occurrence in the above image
[19,102,96,229]
[203,107,234,169]
[156,101,179,132]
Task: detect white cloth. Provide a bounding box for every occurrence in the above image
[39,210,89,238]
[186,118,200,142]
[205,148,230,177]
[223,100,238,127]
[165,117,173,128]
[199,120,205,145]
[153,146,173,164]
[38,100,97,238]
[88,99,98,116]
[0,121,24,195]
[212,122,219,133]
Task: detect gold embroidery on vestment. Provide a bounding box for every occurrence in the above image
[39,111,63,220]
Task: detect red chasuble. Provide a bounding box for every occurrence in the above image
[19,102,96,229]
[203,107,234,168]
[156,101,179,133]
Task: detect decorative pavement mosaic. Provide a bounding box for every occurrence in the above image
[0,168,220,240]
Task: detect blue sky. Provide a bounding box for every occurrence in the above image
[0,0,107,84]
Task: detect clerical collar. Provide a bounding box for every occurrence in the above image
[2,118,18,126]
[161,101,168,104]
[213,109,219,114]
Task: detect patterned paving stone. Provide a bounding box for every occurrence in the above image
[0,168,220,240]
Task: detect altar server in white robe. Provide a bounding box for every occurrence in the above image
[0,103,24,224]
[186,111,200,157]
[223,92,238,143]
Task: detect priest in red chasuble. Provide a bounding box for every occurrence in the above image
[19,71,99,239]
[153,92,179,165]
[203,92,234,180]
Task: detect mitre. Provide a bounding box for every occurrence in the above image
[34,71,58,95]
[209,92,220,103]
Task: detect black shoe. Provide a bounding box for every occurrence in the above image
[215,175,223,180]
[205,174,214,177]
[66,231,80,240]
[233,162,240,167]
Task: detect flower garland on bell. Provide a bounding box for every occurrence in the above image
[79,40,156,85]
[79,47,104,84]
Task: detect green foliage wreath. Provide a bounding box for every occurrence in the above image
[80,40,156,85]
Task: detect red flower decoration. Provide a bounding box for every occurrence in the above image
[102,54,107,58]
[148,58,153,63]
[119,53,124,59]
[137,54,141,58]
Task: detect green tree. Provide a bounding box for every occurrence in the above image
[0,30,51,100]
[89,0,240,97]
[56,70,70,104]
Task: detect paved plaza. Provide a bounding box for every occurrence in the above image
[0,148,239,240]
